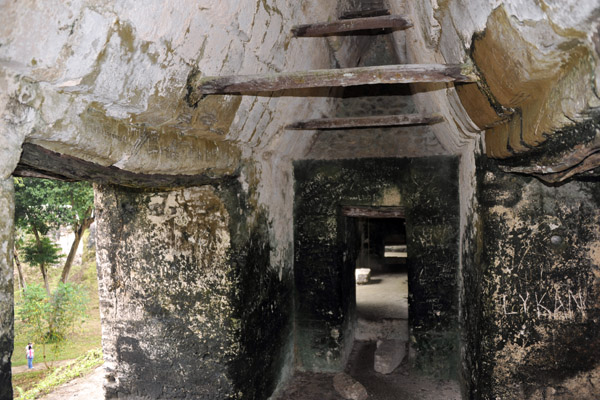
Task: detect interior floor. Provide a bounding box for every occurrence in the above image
[356,271,408,320]
[275,270,460,399]
[355,271,409,342]
[276,341,461,400]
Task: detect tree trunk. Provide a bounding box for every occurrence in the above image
[42,343,49,369]
[32,227,51,297]
[13,248,26,290]
[60,215,94,283]
[40,262,51,297]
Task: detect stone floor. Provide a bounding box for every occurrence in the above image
[275,341,461,400]
[276,272,461,399]
[355,272,409,342]
[356,272,408,320]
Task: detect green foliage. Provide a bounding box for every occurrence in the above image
[21,236,63,269]
[17,283,89,366]
[18,284,49,344]
[14,177,94,233]
[47,283,88,343]
[15,348,103,400]
[14,177,95,284]
[14,178,72,236]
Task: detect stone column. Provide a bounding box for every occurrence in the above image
[0,179,14,400]
[0,71,26,400]
[94,184,239,399]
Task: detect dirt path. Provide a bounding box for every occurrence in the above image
[12,358,76,375]
[38,365,104,400]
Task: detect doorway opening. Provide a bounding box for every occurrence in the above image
[354,216,409,342]
[341,205,409,343]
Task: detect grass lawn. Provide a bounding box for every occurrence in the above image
[12,233,102,368]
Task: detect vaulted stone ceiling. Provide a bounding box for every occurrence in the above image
[1,0,599,181]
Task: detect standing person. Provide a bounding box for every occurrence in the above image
[26,343,34,369]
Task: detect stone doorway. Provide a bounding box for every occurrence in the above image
[293,157,462,379]
[354,216,409,346]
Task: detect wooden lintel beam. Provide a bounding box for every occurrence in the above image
[286,113,444,130]
[342,206,405,218]
[15,143,236,189]
[291,14,412,37]
[194,64,478,96]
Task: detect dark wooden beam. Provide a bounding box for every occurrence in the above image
[339,9,390,20]
[14,143,235,188]
[286,113,444,130]
[194,64,477,95]
[341,206,405,218]
[291,15,411,37]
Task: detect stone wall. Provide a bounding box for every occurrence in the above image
[293,157,461,378]
[0,179,14,400]
[474,159,600,399]
[95,182,292,399]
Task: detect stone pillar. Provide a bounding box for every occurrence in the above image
[0,178,14,400]
[95,184,238,399]
[476,158,600,399]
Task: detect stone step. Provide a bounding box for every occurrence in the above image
[374,339,407,374]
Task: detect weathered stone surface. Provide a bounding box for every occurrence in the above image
[306,33,448,161]
[95,184,237,399]
[0,81,33,179]
[474,157,600,399]
[355,318,409,342]
[471,7,599,159]
[355,268,371,285]
[294,157,460,376]
[0,0,338,178]
[374,339,406,374]
[0,178,14,400]
[94,181,294,399]
[332,372,368,400]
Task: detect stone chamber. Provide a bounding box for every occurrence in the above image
[1,0,599,399]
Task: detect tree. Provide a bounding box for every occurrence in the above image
[17,283,88,368]
[21,236,63,296]
[13,177,94,287]
[13,228,27,291]
[14,178,68,296]
[55,181,94,283]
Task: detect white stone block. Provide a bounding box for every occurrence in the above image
[355,268,371,285]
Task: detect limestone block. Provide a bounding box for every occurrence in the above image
[332,372,368,400]
[374,339,406,374]
[355,268,371,285]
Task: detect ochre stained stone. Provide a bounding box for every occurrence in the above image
[466,7,596,159]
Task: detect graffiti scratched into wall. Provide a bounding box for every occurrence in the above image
[501,288,588,321]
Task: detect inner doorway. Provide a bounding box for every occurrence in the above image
[354,216,409,342]
[342,206,409,343]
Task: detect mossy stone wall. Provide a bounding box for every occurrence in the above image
[475,158,600,399]
[293,157,460,376]
[95,182,292,400]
